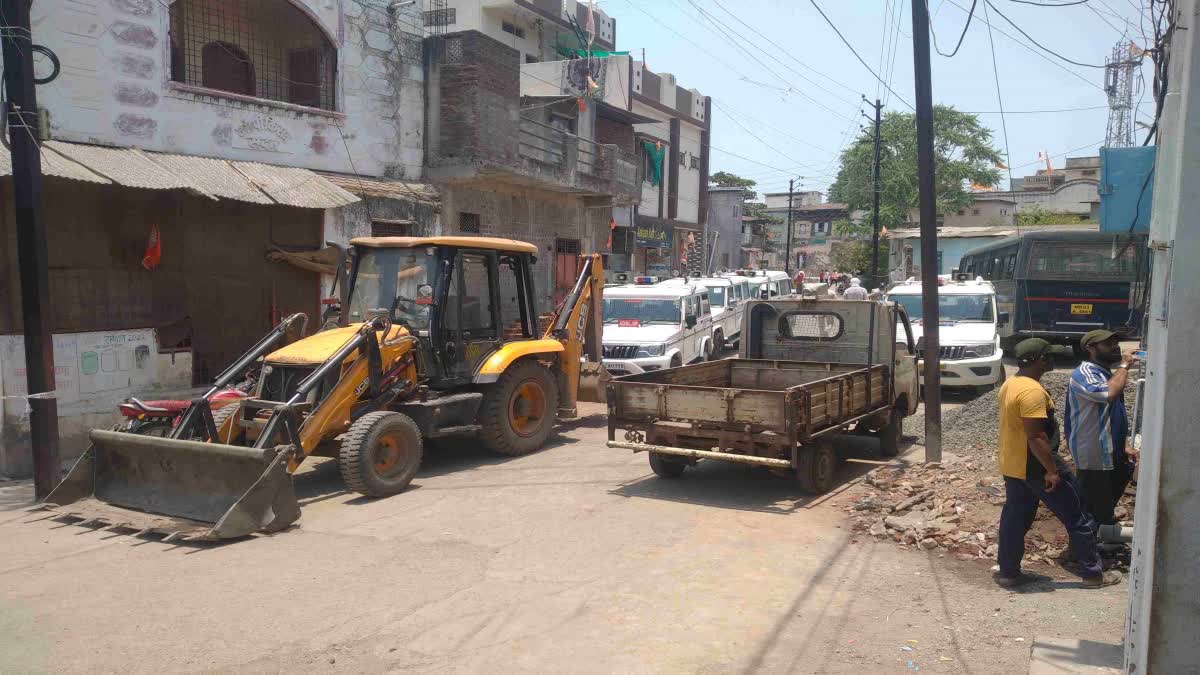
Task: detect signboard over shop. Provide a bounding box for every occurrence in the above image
[635,221,672,248]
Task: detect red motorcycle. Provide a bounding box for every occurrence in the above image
[116,387,250,437]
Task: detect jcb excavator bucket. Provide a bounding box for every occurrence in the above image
[41,429,299,541]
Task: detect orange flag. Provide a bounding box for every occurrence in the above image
[142,225,162,270]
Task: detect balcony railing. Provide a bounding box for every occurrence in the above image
[741,233,767,249]
[518,117,640,199]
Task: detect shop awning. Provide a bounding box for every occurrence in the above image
[0,141,359,209]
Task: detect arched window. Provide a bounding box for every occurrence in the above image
[169,0,337,110]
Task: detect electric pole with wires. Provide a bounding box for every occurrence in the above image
[865,98,884,293]
[2,0,61,497]
[911,0,942,464]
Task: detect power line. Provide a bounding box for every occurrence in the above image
[942,0,1104,90]
[806,0,916,110]
[983,0,1107,67]
[962,104,1109,113]
[929,0,977,57]
[882,0,907,108]
[705,0,864,104]
[1009,139,1104,170]
[981,1,1018,201]
[677,0,859,122]
[1008,0,1089,5]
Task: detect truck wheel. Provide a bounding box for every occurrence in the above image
[479,359,559,456]
[703,338,716,362]
[649,452,687,478]
[669,354,683,369]
[713,329,725,352]
[339,411,424,497]
[796,442,838,494]
[878,407,903,458]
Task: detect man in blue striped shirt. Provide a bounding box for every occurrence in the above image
[1064,330,1137,527]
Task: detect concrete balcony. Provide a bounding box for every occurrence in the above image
[516,117,639,199]
[741,233,767,250]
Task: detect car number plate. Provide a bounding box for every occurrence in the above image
[1070,303,1094,315]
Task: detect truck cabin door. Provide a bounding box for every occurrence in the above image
[440,250,503,382]
[893,305,920,410]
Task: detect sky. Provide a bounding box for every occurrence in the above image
[600,0,1156,199]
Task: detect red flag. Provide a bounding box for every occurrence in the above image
[141,225,162,270]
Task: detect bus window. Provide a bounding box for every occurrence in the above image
[1027,241,1137,279]
[1005,254,1017,278]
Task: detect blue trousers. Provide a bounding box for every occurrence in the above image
[998,463,1103,579]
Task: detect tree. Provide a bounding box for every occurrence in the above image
[830,241,887,281]
[828,106,1003,237]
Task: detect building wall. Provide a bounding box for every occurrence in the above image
[941,200,1015,227]
[0,181,321,476]
[439,181,606,313]
[887,236,1000,277]
[705,189,743,272]
[35,0,424,179]
[440,0,615,62]
[677,123,703,224]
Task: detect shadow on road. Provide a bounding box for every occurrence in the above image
[609,434,900,515]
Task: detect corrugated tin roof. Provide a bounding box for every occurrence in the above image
[0,141,360,209]
[231,161,358,209]
[47,141,212,196]
[320,173,440,204]
[0,144,112,184]
[145,152,273,204]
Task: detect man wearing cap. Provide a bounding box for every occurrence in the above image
[994,338,1121,588]
[1065,330,1137,528]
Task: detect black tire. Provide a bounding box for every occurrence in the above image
[649,452,687,478]
[134,420,174,438]
[669,354,683,369]
[702,338,716,362]
[714,329,725,352]
[339,411,424,497]
[479,359,560,456]
[796,442,838,494]
[878,407,902,458]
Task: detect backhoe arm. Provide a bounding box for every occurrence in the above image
[545,253,608,413]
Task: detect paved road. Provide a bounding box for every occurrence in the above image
[0,403,1124,674]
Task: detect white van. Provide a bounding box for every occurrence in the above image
[884,278,1006,390]
[658,276,750,349]
[725,269,793,300]
[601,282,716,376]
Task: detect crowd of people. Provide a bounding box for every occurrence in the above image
[791,269,876,299]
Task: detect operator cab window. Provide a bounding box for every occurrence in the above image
[446,253,495,333]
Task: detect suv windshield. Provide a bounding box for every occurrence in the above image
[348,248,436,330]
[889,294,995,323]
[706,286,727,307]
[603,298,681,325]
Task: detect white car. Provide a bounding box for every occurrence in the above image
[885,278,1006,390]
[601,282,716,376]
[723,269,793,300]
[658,276,750,349]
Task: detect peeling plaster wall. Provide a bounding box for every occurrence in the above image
[33,0,424,179]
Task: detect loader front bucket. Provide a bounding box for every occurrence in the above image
[41,429,300,540]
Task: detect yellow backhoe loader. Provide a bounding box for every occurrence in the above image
[40,237,608,540]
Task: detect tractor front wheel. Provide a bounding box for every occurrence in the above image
[339,411,424,497]
[479,360,560,456]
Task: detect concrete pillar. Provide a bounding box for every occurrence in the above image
[1124,0,1200,671]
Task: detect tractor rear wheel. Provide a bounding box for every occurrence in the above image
[339,411,423,497]
[479,360,559,456]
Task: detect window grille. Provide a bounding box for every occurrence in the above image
[169,0,336,111]
[460,212,481,234]
[781,312,844,340]
[423,7,455,28]
[371,220,414,237]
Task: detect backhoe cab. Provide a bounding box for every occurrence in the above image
[42,237,607,540]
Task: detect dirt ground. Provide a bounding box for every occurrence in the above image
[0,402,1126,674]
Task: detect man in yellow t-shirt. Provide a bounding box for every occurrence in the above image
[994,338,1121,589]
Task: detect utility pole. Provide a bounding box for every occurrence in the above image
[785,178,794,274]
[911,0,942,463]
[2,0,61,497]
[868,98,883,292]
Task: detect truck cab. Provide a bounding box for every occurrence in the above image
[601,281,716,376]
[885,277,1006,390]
[658,276,750,350]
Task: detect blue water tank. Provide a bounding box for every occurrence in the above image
[1099,146,1156,233]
